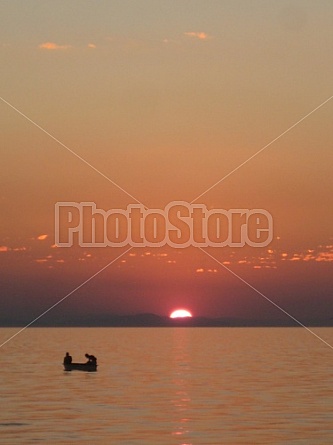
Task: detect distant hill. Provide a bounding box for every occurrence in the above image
[2,313,332,327]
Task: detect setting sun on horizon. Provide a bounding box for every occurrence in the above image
[170,309,193,319]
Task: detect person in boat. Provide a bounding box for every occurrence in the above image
[63,352,72,365]
[85,353,97,365]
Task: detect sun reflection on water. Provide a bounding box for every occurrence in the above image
[171,329,193,445]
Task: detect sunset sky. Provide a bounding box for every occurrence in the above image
[1,1,332,325]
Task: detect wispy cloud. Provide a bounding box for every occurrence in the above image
[184,31,212,40]
[38,42,72,50]
[87,43,96,49]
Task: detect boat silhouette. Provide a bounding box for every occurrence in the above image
[63,362,97,372]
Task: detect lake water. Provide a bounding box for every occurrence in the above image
[1,327,333,444]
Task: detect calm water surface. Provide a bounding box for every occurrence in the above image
[1,327,333,444]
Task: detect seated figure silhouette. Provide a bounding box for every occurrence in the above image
[63,352,72,365]
[85,353,97,365]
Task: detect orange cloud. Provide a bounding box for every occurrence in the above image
[184,32,212,40]
[87,43,96,49]
[38,42,71,50]
[315,252,333,262]
[37,234,48,240]
[0,246,9,252]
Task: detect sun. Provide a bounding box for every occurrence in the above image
[170,309,192,319]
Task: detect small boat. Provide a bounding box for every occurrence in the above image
[63,362,97,372]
